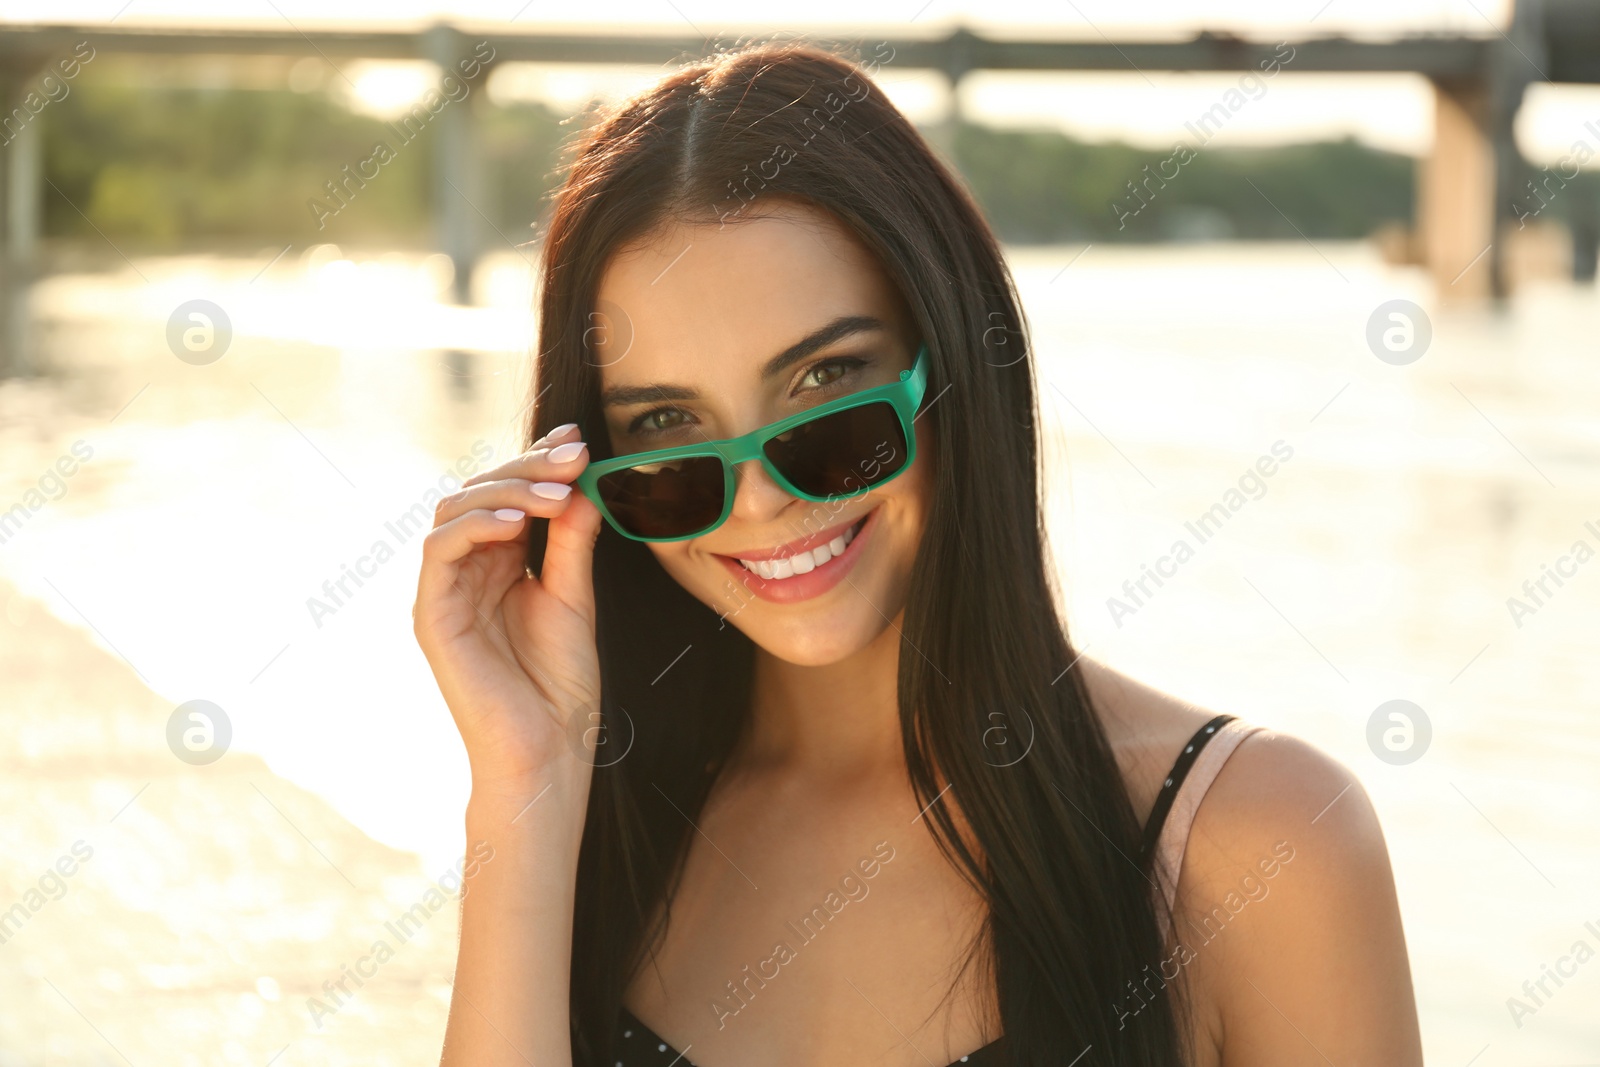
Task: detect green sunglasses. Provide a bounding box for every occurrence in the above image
[575,345,930,542]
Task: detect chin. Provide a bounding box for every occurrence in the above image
[730,605,892,667]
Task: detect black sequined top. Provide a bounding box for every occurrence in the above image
[615,1006,1003,1066]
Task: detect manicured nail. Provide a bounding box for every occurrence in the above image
[548,422,578,439]
[548,441,586,463]
[530,481,572,500]
[494,508,526,521]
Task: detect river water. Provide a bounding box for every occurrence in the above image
[1,240,1595,1061]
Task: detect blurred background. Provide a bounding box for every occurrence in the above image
[1,1,1596,1064]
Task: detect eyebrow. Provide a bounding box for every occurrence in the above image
[598,314,886,409]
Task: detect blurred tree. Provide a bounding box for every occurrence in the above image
[48,81,1598,254]
[950,121,1417,243]
[477,99,577,246]
[45,84,427,245]
[42,82,572,250]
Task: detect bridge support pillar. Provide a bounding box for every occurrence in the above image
[1,72,43,377]
[424,24,489,309]
[1420,79,1499,302]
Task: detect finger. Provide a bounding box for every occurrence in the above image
[433,477,575,529]
[462,438,589,490]
[541,422,580,445]
[515,421,579,454]
[537,487,604,623]
[467,422,578,486]
[416,507,534,606]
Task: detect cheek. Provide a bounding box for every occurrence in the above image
[892,435,935,539]
[860,451,933,601]
[648,541,748,613]
[647,542,697,585]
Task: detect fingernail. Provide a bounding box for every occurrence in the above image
[548,422,578,438]
[549,441,586,463]
[494,508,526,522]
[530,481,572,500]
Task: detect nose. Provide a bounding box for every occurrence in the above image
[726,457,797,526]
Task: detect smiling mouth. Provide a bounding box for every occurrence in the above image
[728,514,869,581]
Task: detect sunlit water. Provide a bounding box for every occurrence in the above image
[1,241,1595,1061]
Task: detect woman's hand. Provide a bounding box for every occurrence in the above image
[412,423,605,801]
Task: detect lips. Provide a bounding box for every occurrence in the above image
[713,507,877,605]
[725,513,863,562]
[732,519,862,579]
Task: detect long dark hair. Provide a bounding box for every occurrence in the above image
[521,40,1188,1066]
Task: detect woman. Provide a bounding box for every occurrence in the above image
[413,41,1422,1066]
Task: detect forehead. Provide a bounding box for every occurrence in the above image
[592,201,903,384]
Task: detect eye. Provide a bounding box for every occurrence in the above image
[629,407,692,434]
[797,358,858,391]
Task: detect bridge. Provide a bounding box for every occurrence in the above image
[2,1,1598,373]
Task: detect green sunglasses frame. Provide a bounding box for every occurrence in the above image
[575,344,930,543]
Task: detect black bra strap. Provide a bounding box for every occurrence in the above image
[1138,713,1236,864]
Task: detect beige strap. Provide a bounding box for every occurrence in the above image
[1151,719,1267,941]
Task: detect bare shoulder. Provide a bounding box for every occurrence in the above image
[1076,658,1422,1065]
[1172,730,1424,1066]
[1077,656,1222,824]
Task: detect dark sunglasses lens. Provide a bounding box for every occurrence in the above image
[595,456,726,539]
[763,401,909,498]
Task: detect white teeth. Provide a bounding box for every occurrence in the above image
[737,520,862,580]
